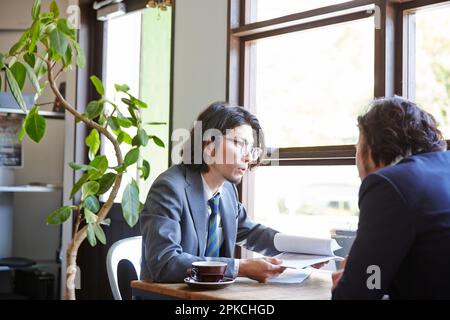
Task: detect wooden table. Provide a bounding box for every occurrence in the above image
[131,269,332,300]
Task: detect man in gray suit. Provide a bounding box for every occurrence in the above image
[140,102,286,283]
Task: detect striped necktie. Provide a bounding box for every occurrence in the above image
[205,193,221,257]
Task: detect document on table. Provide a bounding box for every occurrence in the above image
[236,268,313,284]
[274,233,344,269]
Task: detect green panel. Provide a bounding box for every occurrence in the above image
[139,8,172,202]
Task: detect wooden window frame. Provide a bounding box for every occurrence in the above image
[227,0,450,168]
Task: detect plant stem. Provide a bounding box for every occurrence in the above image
[46,60,124,300]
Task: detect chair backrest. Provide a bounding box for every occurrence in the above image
[106,236,142,300]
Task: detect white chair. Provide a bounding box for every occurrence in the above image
[106,236,142,300]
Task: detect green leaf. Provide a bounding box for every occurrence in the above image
[94,224,106,245]
[50,0,59,18]
[57,19,75,39]
[97,172,116,195]
[121,182,140,228]
[134,128,149,147]
[107,117,120,131]
[81,181,100,201]
[150,135,165,148]
[10,62,27,91]
[114,164,126,174]
[18,123,26,142]
[85,100,104,120]
[32,0,41,20]
[84,208,97,224]
[140,160,150,180]
[90,75,105,95]
[88,155,108,180]
[100,218,111,226]
[68,162,98,172]
[117,131,132,145]
[73,41,85,69]
[23,53,35,68]
[121,97,137,109]
[25,106,46,143]
[34,54,48,79]
[131,96,147,109]
[85,129,100,161]
[145,122,167,126]
[70,172,89,199]
[116,112,133,128]
[40,12,54,24]
[0,53,5,69]
[5,67,27,113]
[23,61,40,94]
[49,27,68,57]
[62,44,72,67]
[123,148,140,167]
[84,195,100,213]
[87,223,97,247]
[127,107,138,126]
[29,20,41,54]
[46,206,73,225]
[114,84,129,92]
[9,33,28,56]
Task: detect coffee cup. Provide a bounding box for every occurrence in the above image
[190,261,227,282]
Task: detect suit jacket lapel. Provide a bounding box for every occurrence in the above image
[220,185,237,257]
[185,167,208,256]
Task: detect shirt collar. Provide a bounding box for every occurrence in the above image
[200,173,223,202]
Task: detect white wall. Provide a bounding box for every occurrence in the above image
[172,0,228,142]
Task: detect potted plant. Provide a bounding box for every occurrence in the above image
[0,0,165,299]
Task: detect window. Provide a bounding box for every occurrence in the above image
[230,0,450,244]
[247,0,348,23]
[230,1,377,239]
[102,8,172,202]
[249,17,374,148]
[252,166,360,236]
[404,3,450,138]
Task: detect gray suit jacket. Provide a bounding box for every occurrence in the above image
[140,164,280,282]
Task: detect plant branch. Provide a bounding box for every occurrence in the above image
[47,58,125,300]
[54,66,64,81]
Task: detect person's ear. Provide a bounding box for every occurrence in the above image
[203,141,215,164]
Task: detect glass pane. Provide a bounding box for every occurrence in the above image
[250,17,374,147]
[139,8,172,202]
[415,5,450,138]
[253,166,360,237]
[249,0,347,23]
[103,12,142,202]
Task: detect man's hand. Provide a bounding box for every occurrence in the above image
[238,257,286,283]
[332,256,348,290]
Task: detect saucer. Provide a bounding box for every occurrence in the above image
[184,277,235,289]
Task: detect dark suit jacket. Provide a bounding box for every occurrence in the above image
[333,151,450,299]
[140,164,280,282]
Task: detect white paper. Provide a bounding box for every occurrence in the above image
[276,252,344,269]
[273,233,343,269]
[236,268,313,284]
[266,268,313,284]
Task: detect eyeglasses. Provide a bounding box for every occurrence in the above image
[224,137,263,161]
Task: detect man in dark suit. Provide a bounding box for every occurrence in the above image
[332,97,450,299]
[140,102,286,283]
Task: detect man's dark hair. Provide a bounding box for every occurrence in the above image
[182,101,265,172]
[357,96,447,166]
